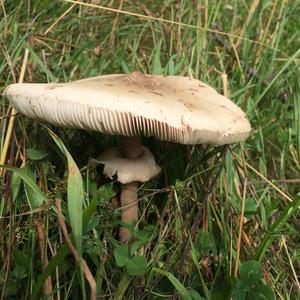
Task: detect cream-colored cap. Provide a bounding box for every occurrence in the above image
[94,146,161,184]
[4,72,251,145]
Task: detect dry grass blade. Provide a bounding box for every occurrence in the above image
[221,73,228,98]
[244,161,294,203]
[281,236,300,292]
[63,0,285,54]
[0,48,29,176]
[55,199,96,300]
[109,0,124,47]
[235,0,260,48]
[36,218,53,299]
[43,2,78,35]
[256,0,279,62]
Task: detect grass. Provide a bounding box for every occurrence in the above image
[1,0,300,299]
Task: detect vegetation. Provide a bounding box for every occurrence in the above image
[1,0,299,299]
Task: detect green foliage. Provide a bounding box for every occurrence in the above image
[255,194,300,262]
[1,0,300,299]
[114,244,147,276]
[1,165,46,209]
[153,268,193,300]
[232,261,274,300]
[244,198,257,217]
[27,147,48,160]
[50,129,83,255]
[239,260,262,286]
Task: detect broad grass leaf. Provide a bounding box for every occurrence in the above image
[1,166,46,209]
[49,130,83,254]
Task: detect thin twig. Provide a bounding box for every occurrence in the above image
[55,199,96,300]
[0,114,18,120]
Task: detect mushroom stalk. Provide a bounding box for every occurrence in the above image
[119,181,139,243]
[119,136,143,242]
[121,136,144,158]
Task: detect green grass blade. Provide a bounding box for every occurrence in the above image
[30,191,99,299]
[48,130,83,254]
[30,244,69,300]
[25,43,57,82]
[250,48,300,116]
[1,165,46,209]
[255,195,300,262]
[153,268,192,300]
[152,39,163,75]
[294,78,300,163]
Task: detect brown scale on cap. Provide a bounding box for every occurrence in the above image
[4,72,251,145]
[120,71,164,89]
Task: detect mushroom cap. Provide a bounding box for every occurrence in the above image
[4,72,251,145]
[95,146,161,184]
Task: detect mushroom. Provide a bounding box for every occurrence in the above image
[4,71,251,242]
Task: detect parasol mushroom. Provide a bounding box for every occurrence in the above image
[4,71,251,242]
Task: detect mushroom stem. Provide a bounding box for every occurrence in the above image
[121,136,144,158]
[119,181,139,243]
[119,136,143,242]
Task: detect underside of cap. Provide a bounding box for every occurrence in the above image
[95,146,161,184]
[4,72,251,145]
